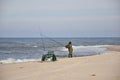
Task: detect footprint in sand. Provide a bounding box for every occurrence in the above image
[91,74,96,76]
[19,67,24,69]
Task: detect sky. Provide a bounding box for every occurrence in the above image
[0,0,120,38]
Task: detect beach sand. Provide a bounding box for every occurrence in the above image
[105,45,120,52]
[0,45,120,80]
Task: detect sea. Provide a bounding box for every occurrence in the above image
[0,37,120,64]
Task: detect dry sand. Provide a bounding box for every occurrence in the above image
[0,45,120,80]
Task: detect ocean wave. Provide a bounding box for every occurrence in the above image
[60,45,108,52]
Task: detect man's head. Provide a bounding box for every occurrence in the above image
[69,41,72,44]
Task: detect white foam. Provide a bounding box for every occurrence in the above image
[61,45,107,52]
[33,46,38,47]
[0,58,41,64]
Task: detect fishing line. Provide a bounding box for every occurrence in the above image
[38,26,65,51]
[38,26,46,51]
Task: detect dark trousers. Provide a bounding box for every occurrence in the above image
[68,54,72,58]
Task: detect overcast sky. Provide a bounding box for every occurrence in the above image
[0,0,120,37]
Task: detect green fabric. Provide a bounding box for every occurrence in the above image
[41,51,57,61]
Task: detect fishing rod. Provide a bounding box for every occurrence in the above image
[40,34,65,47]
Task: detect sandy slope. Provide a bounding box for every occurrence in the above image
[0,51,120,80]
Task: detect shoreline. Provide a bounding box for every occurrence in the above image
[0,45,120,64]
[0,45,120,80]
[104,45,120,52]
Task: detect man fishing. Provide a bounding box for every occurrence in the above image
[65,41,73,58]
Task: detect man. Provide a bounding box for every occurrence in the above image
[65,42,73,58]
